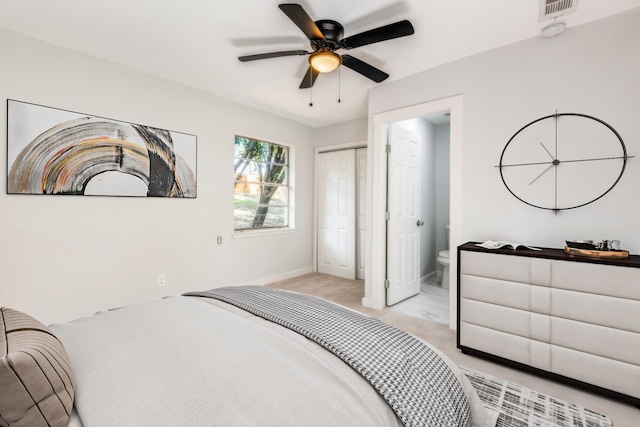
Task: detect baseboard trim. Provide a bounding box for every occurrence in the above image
[421,271,438,284]
[362,296,384,310]
[243,267,314,287]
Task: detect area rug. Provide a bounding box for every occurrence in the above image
[460,367,613,427]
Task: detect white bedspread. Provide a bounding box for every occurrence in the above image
[50,295,494,426]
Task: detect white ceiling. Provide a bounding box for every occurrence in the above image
[1,0,639,128]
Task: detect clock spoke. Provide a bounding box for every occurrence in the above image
[560,155,632,164]
[553,112,559,209]
[497,160,553,168]
[554,163,558,211]
[554,112,559,160]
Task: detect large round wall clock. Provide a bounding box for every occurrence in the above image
[498,112,630,211]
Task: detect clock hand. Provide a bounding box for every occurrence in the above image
[540,142,555,160]
[529,163,554,185]
[532,142,558,190]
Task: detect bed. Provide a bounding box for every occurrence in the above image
[1,285,499,427]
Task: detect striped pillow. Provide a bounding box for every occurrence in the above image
[0,307,75,427]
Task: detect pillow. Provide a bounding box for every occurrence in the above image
[0,307,75,427]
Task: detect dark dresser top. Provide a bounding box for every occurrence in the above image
[458,241,640,268]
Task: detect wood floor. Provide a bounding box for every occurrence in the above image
[267,273,639,427]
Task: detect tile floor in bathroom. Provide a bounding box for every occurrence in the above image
[388,276,450,325]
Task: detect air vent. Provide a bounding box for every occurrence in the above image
[539,0,579,22]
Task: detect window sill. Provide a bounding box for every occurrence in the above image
[232,227,295,239]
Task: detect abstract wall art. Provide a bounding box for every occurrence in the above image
[7,99,197,198]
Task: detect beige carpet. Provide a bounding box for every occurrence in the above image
[267,273,638,427]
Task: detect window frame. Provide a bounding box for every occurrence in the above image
[233,135,294,235]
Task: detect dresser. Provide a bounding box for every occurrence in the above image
[457,242,640,405]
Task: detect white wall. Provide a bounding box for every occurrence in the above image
[369,10,640,255]
[0,29,315,324]
[434,124,451,259]
[313,117,368,148]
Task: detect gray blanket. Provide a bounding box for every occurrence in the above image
[185,286,473,427]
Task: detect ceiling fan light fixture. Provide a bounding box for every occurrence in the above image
[310,51,341,73]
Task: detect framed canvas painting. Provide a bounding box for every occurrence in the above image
[7,99,197,198]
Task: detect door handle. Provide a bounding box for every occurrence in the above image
[417,220,424,226]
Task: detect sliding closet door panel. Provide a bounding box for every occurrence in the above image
[318,150,356,279]
[356,148,367,280]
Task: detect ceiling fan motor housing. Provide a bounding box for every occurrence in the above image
[311,20,344,51]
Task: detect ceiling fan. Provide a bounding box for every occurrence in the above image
[238,3,415,89]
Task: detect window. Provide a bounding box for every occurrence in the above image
[234,136,290,231]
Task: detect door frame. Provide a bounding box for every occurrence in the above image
[313,141,367,274]
[364,95,463,329]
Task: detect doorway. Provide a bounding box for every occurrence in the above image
[364,95,463,329]
[386,116,451,308]
[384,115,451,325]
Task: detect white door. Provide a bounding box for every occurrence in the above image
[356,148,367,280]
[386,126,421,305]
[317,150,356,279]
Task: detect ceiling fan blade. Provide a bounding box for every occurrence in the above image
[299,66,320,89]
[279,4,324,40]
[238,50,309,62]
[340,20,414,49]
[341,55,389,83]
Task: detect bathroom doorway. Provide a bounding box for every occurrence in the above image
[365,94,462,329]
[384,114,451,323]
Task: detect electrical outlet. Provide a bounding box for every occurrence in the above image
[158,274,166,287]
[217,236,222,244]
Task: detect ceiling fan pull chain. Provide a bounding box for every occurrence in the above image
[338,66,341,103]
[309,68,314,107]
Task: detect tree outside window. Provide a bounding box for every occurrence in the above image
[234,136,289,230]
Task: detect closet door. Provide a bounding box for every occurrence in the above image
[317,150,356,279]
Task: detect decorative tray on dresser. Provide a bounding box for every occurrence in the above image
[563,246,630,259]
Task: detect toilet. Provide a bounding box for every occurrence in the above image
[437,225,450,289]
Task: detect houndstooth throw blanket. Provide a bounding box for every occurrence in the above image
[185,286,473,427]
